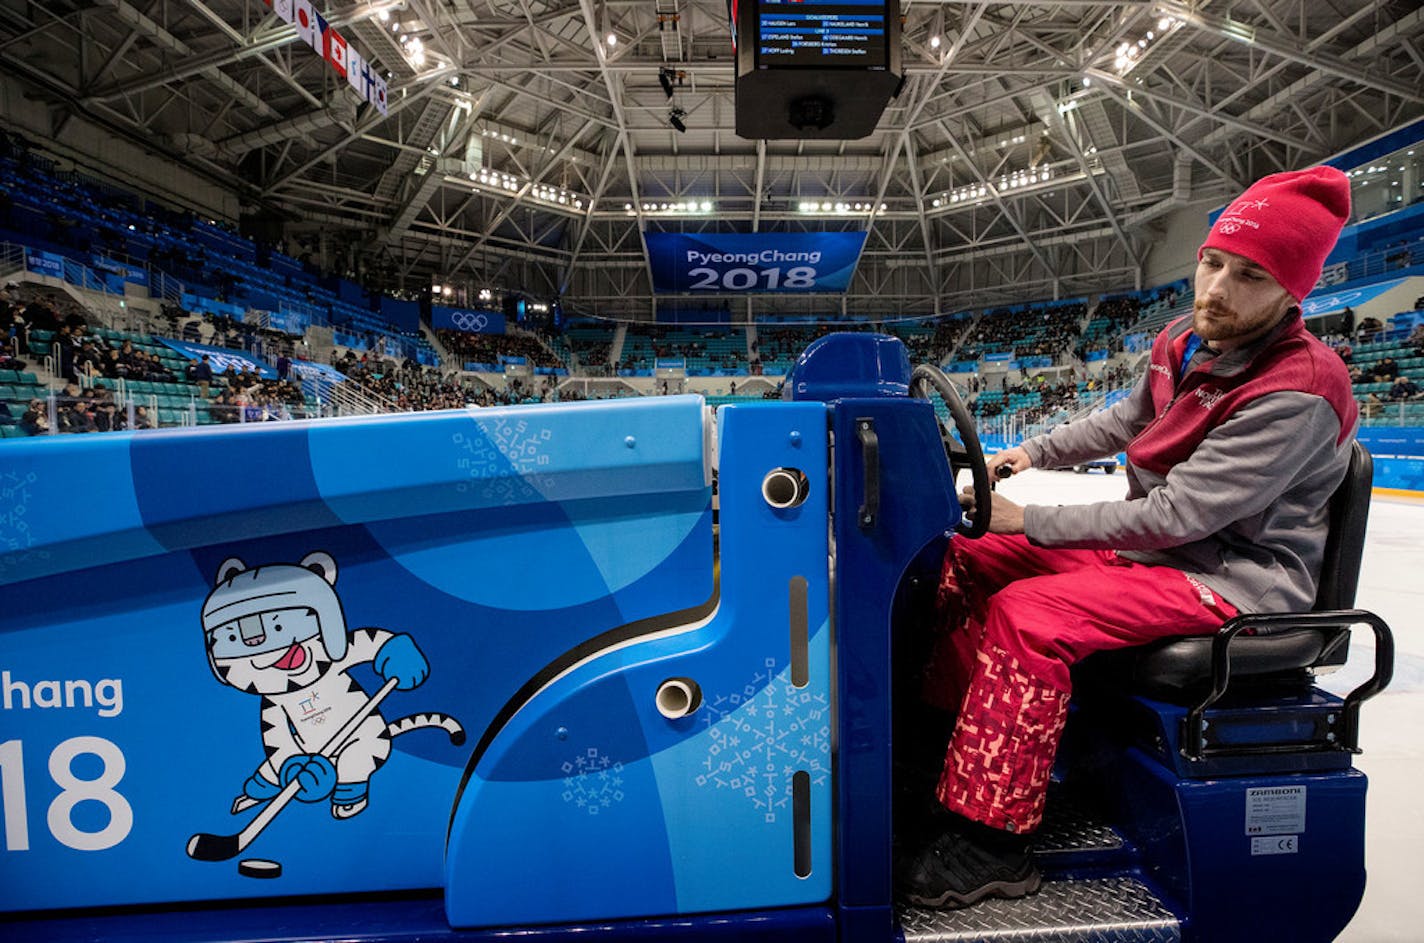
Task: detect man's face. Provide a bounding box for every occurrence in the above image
[1193,248,1296,350]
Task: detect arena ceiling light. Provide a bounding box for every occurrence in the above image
[930,158,1112,213]
[1112,14,1184,76]
[669,108,687,133]
[477,125,581,160]
[480,127,519,147]
[468,169,588,214]
[624,200,714,216]
[797,201,887,216]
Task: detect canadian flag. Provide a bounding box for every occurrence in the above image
[324,25,348,78]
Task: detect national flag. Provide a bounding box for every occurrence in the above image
[292,0,319,51]
[370,73,389,116]
[324,22,348,78]
[348,47,372,97]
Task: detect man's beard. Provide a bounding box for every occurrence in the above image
[1192,297,1287,343]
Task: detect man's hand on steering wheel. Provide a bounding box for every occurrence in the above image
[958,486,1027,535]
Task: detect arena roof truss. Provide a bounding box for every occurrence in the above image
[1,0,1421,318]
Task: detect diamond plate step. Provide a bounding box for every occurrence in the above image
[1032,790,1124,858]
[898,876,1180,942]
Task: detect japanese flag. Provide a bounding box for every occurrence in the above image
[292,0,320,51]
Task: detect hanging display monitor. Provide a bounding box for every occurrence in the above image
[756,0,889,70]
[733,0,902,140]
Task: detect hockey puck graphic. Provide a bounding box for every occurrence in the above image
[238,858,282,879]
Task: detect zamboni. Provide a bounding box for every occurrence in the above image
[0,333,1392,942]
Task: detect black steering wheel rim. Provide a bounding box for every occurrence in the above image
[909,363,992,538]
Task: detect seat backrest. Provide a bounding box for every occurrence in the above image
[1313,441,1373,611]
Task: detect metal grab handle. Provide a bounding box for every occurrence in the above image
[1182,608,1394,760]
[856,417,879,530]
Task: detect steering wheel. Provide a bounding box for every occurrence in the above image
[909,364,992,538]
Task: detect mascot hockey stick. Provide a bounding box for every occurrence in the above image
[186,677,400,861]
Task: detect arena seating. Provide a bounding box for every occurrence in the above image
[1079,295,1140,355]
[562,322,617,369]
[0,136,436,365]
[436,329,563,371]
[618,324,748,376]
[1332,321,1424,425]
[888,317,975,366]
[956,300,1086,362]
[755,322,875,374]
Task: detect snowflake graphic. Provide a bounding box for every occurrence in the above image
[0,470,45,569]
[451,419,554,503]
[560,747,626,816]
[695,658,831,823]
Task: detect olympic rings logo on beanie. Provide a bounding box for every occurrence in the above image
[1198,166,1351,302]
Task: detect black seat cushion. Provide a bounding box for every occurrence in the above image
[1090,629,1342,699]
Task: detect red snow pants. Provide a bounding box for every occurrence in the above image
[925,532,1239,833]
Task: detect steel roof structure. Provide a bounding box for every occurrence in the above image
[2,0,1421,317]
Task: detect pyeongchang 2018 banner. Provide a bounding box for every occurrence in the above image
[645,232,867,294]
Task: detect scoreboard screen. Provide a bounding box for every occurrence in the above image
[756,0,888,70]
[732,0,901,139]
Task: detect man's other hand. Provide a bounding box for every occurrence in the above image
[959,486,1026,535]
[987,446,1033,480]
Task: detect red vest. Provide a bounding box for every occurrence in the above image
[1126,315,1358,477]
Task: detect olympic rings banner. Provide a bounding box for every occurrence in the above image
[644,232,867,294]
[432,306,507,335]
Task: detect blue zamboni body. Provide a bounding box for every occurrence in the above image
[0,334,1377,943]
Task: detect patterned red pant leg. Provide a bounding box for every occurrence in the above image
[936,557,1239,833]
[936,645,1069,832]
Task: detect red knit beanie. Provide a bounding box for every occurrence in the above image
[1198,166,1352,302]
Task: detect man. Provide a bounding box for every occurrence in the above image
[1372,356,1399,383]
[19,399,47,436]
[900,166,1359,909]
[193,354,213,398]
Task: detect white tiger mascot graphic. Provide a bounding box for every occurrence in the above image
[201,551,463,819]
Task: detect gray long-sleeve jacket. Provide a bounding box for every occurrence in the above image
[1018,313,1359,613]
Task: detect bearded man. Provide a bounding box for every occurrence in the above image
[901,166,1359,909]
